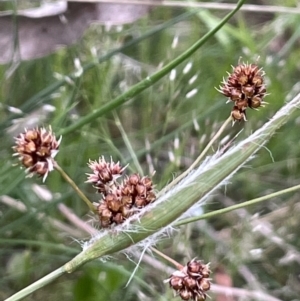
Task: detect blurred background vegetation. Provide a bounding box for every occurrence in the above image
[1,1,300,300]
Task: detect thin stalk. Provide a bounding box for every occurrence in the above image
[4,267,65,301]
[0,239,78,254]
[159,116,232,197]
[175,183,300,227]
[113,112,144,176]
[54,162,96,213]
[192,116,232,165]
[59,0,246,135]
[150,247,182,270]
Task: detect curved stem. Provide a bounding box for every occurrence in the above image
[59,0,246,135]
[54,162,96,213]
[175,183,300,226]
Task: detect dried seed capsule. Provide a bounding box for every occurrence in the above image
[93,160,156,228]
[13,127,61,181]
[218,61,267,122]
[231,107,246,122]
[86,157,126,193]
[166,259,211,301]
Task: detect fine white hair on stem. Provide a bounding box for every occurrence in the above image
[83,93,300,258]
[125,242,149,287]
[252,142,275,163]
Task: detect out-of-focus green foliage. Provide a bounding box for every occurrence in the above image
[1,1,300,301]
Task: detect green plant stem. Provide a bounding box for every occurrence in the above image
[6,93,300,301]
[54,161,96,213]
[59,1,245,136]
[0,239,78,254]
[4,3,246,300]
[113,112,144,176]
[0,11,196,132]
[175,183,300,227]
[159,116,232,197]
[4,267,65,301]
[150,247,183,270]
[62,92,300,273]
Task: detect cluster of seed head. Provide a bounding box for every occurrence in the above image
[12,127,61,181]
[166,259,211,301]
[218,62,267,122]
[87,157,156,228]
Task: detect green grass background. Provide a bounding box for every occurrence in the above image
[1,1,300,300]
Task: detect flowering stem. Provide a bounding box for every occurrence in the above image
[159,116,232,197]
[4,2,247,300]
[54,162,96,213]
[7,95,300,301]
[174,183,300,227]
[150,247,183,270]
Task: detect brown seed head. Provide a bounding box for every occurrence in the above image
[183,277,197,289]
[13,127,61,181]
[136,183,146,196]
[170,276,184,290]
[112,212,124,224]
[106,194,121,212]
[166,259,211,301]
[199,278,211,291]
[123,175,156,207]
[180,289,192,300]
[93,162,156,228]
[134,195,146,208]
[128,174,140,185]
[231,106,246,122]
[218,61,267,122]
[86,156,126,193]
